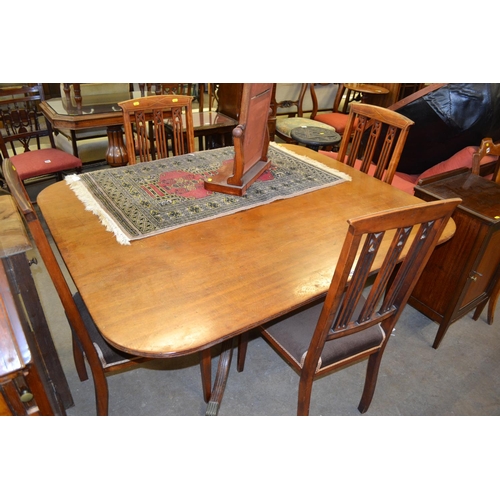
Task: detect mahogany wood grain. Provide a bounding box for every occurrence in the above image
[36,145,456,359]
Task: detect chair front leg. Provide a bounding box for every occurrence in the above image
[199,348,212,403]
[237,332,248,372]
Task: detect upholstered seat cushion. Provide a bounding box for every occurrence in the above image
[263,299,385,372]
[276,117,335,138]
[72,292,138,368]
[9,148,82,180]
[417,145,498,181]
[313,112,351,135]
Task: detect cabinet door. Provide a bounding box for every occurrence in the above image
[410,207,482,317]
[460,229,500,309]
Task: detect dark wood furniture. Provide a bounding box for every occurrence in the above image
[119,94,195,164]
[40,89,238,167]
[290,126,341,151]
[189,111,238,150]
[0,84,82,182]
[0,194,72,415]
[40,93,131,167]
[335,102,414,185]
[1,264,55,416]
[237,198,460,415]
[35,145,457,415]
[204,83,273,196]
[2,159,213,416]
[343,83,390,108]
[472,137,500,181]
[410,168,500,348]
[216,83,278,144]
[137,84,235,151]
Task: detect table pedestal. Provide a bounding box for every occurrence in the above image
[106,125,129,167]
[205,339,234,416]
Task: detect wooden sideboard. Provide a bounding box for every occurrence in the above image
[0,195,72,415]
[409,169,500,348]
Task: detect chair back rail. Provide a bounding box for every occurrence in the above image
[119,94,195,164]
[336,102,414,184]
[472,137,500,182]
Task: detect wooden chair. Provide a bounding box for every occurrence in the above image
[333,103,415,184]
[471,137,500,182]
[471,138,500,325]
[0,84,82,183]
[310,83,353,135]
[237,198,461,415]
[2,158,213,415]
[119,94,195,165]
[273,83,336,144]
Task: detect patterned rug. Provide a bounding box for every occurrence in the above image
[66,142,351,245]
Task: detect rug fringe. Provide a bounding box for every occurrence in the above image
[65,174,131,245]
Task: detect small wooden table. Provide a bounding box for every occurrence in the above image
[342,83,390,112]
[291,126,341,151]
[37,146,456,415]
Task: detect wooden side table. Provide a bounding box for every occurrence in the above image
[0,195,73,415]
[409,168,500,348]
[290,126,341,151]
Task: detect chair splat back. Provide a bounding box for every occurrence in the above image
[314,200,460,349]
[337,102,414,184]
[119,94,195,165]
[472,137,500,183]
[0,85,57,155]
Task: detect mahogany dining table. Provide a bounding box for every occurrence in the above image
[36,145,456,415]
[39,91,238,167]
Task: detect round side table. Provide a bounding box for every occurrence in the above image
[290,126,341,151]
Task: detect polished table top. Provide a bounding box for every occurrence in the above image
[40,93,237,131]
[37,145,456,358]
[344,83,390,95]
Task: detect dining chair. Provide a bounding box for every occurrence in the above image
[119,94,195,165]
[471,137,500,182]
[237,198,461,415]
[470,137,500,326]
[143,84,228,151]
[273,83,337,144]
[320,103,415,185]
[310,83,353,135]
[0,84,82,184]
[2,158,213,415]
